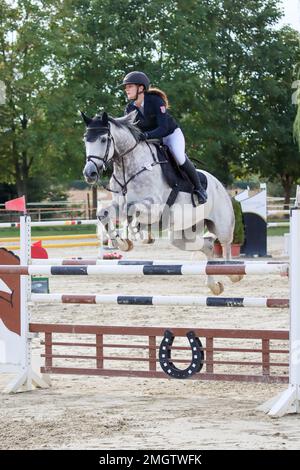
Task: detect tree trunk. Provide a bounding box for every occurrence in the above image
[86,192,91,219]
[12,138,23,197]
[14,115,30,198]
[15,172,28,197]
[15,150,29,198]
[220,144,231,185]
[281,174,293,217]
[91,186,98,219]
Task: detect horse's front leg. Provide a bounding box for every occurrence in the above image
[97,203,133,252]
[126,199,157,244]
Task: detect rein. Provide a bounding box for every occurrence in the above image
[110,142,165,196]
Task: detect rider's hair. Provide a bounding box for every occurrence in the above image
[146,87,169,108]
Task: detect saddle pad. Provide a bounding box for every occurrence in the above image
[155,144,207,193]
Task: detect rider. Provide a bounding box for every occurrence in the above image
[121,71,207,205]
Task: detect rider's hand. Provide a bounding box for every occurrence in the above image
[139,132,148,141]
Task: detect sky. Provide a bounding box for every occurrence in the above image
[279,0,300,31]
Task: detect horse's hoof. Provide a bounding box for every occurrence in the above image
[229,274,243,283]
[118,239,134,251]
[109,239,119,249]
[209,281,224,295]
[142,237,155,245]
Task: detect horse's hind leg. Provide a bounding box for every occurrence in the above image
[171,226,224,295]
[206,218,243,286]
[223,243,243,284]
[200,236,224,295]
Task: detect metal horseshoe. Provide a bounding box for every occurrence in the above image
[159,330,204,379]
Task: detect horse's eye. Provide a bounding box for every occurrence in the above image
[101,137,106,143]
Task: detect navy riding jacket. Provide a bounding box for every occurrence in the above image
[125,92,178,139]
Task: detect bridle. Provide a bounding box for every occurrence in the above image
[85,123,166,196]
[85,125,114,176]
[85,124,138,177]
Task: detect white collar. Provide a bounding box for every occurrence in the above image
[135,100,144,108]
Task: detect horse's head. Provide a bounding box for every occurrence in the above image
[82,111,140,185]
[82,111,115,184]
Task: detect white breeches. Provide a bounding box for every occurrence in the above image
[163,127,186,166]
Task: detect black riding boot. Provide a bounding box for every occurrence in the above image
[180,158,207,205]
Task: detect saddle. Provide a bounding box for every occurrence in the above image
[154,143,207,208]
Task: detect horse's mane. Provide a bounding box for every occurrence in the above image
[108,112,141,142]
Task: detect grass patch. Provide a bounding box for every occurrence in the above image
[267,226,289,237]
[0,222,289,239]
[0,225,97,238]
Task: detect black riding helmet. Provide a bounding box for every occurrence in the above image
[121,71,150,91]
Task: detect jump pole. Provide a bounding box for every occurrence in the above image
[260,186,300,417]
[1,210,298,415]
[0,263,289,276]
[30,293,289,308]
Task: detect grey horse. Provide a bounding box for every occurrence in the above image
[82,111,241,294]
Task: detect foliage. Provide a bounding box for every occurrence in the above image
[0,0,55,196]
[214,197,244,245]
[231,197,245,245]
[172,0,282,184]
[0,0,298,204]
[244,26,300,204]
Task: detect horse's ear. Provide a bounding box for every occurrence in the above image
[102,112,109,127]
[80,111,92,126]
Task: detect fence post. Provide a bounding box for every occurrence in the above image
[3,215,50,393]
[260,185,300,416]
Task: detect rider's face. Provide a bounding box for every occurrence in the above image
[125,84,142,100]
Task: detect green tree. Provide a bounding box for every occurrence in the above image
[161,0,282,184]
[0,0,105,199]
[245,27,300,204]
[0,0,55,198]
[1,0,296,202]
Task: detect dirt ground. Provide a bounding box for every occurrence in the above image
[1,236,299,450]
